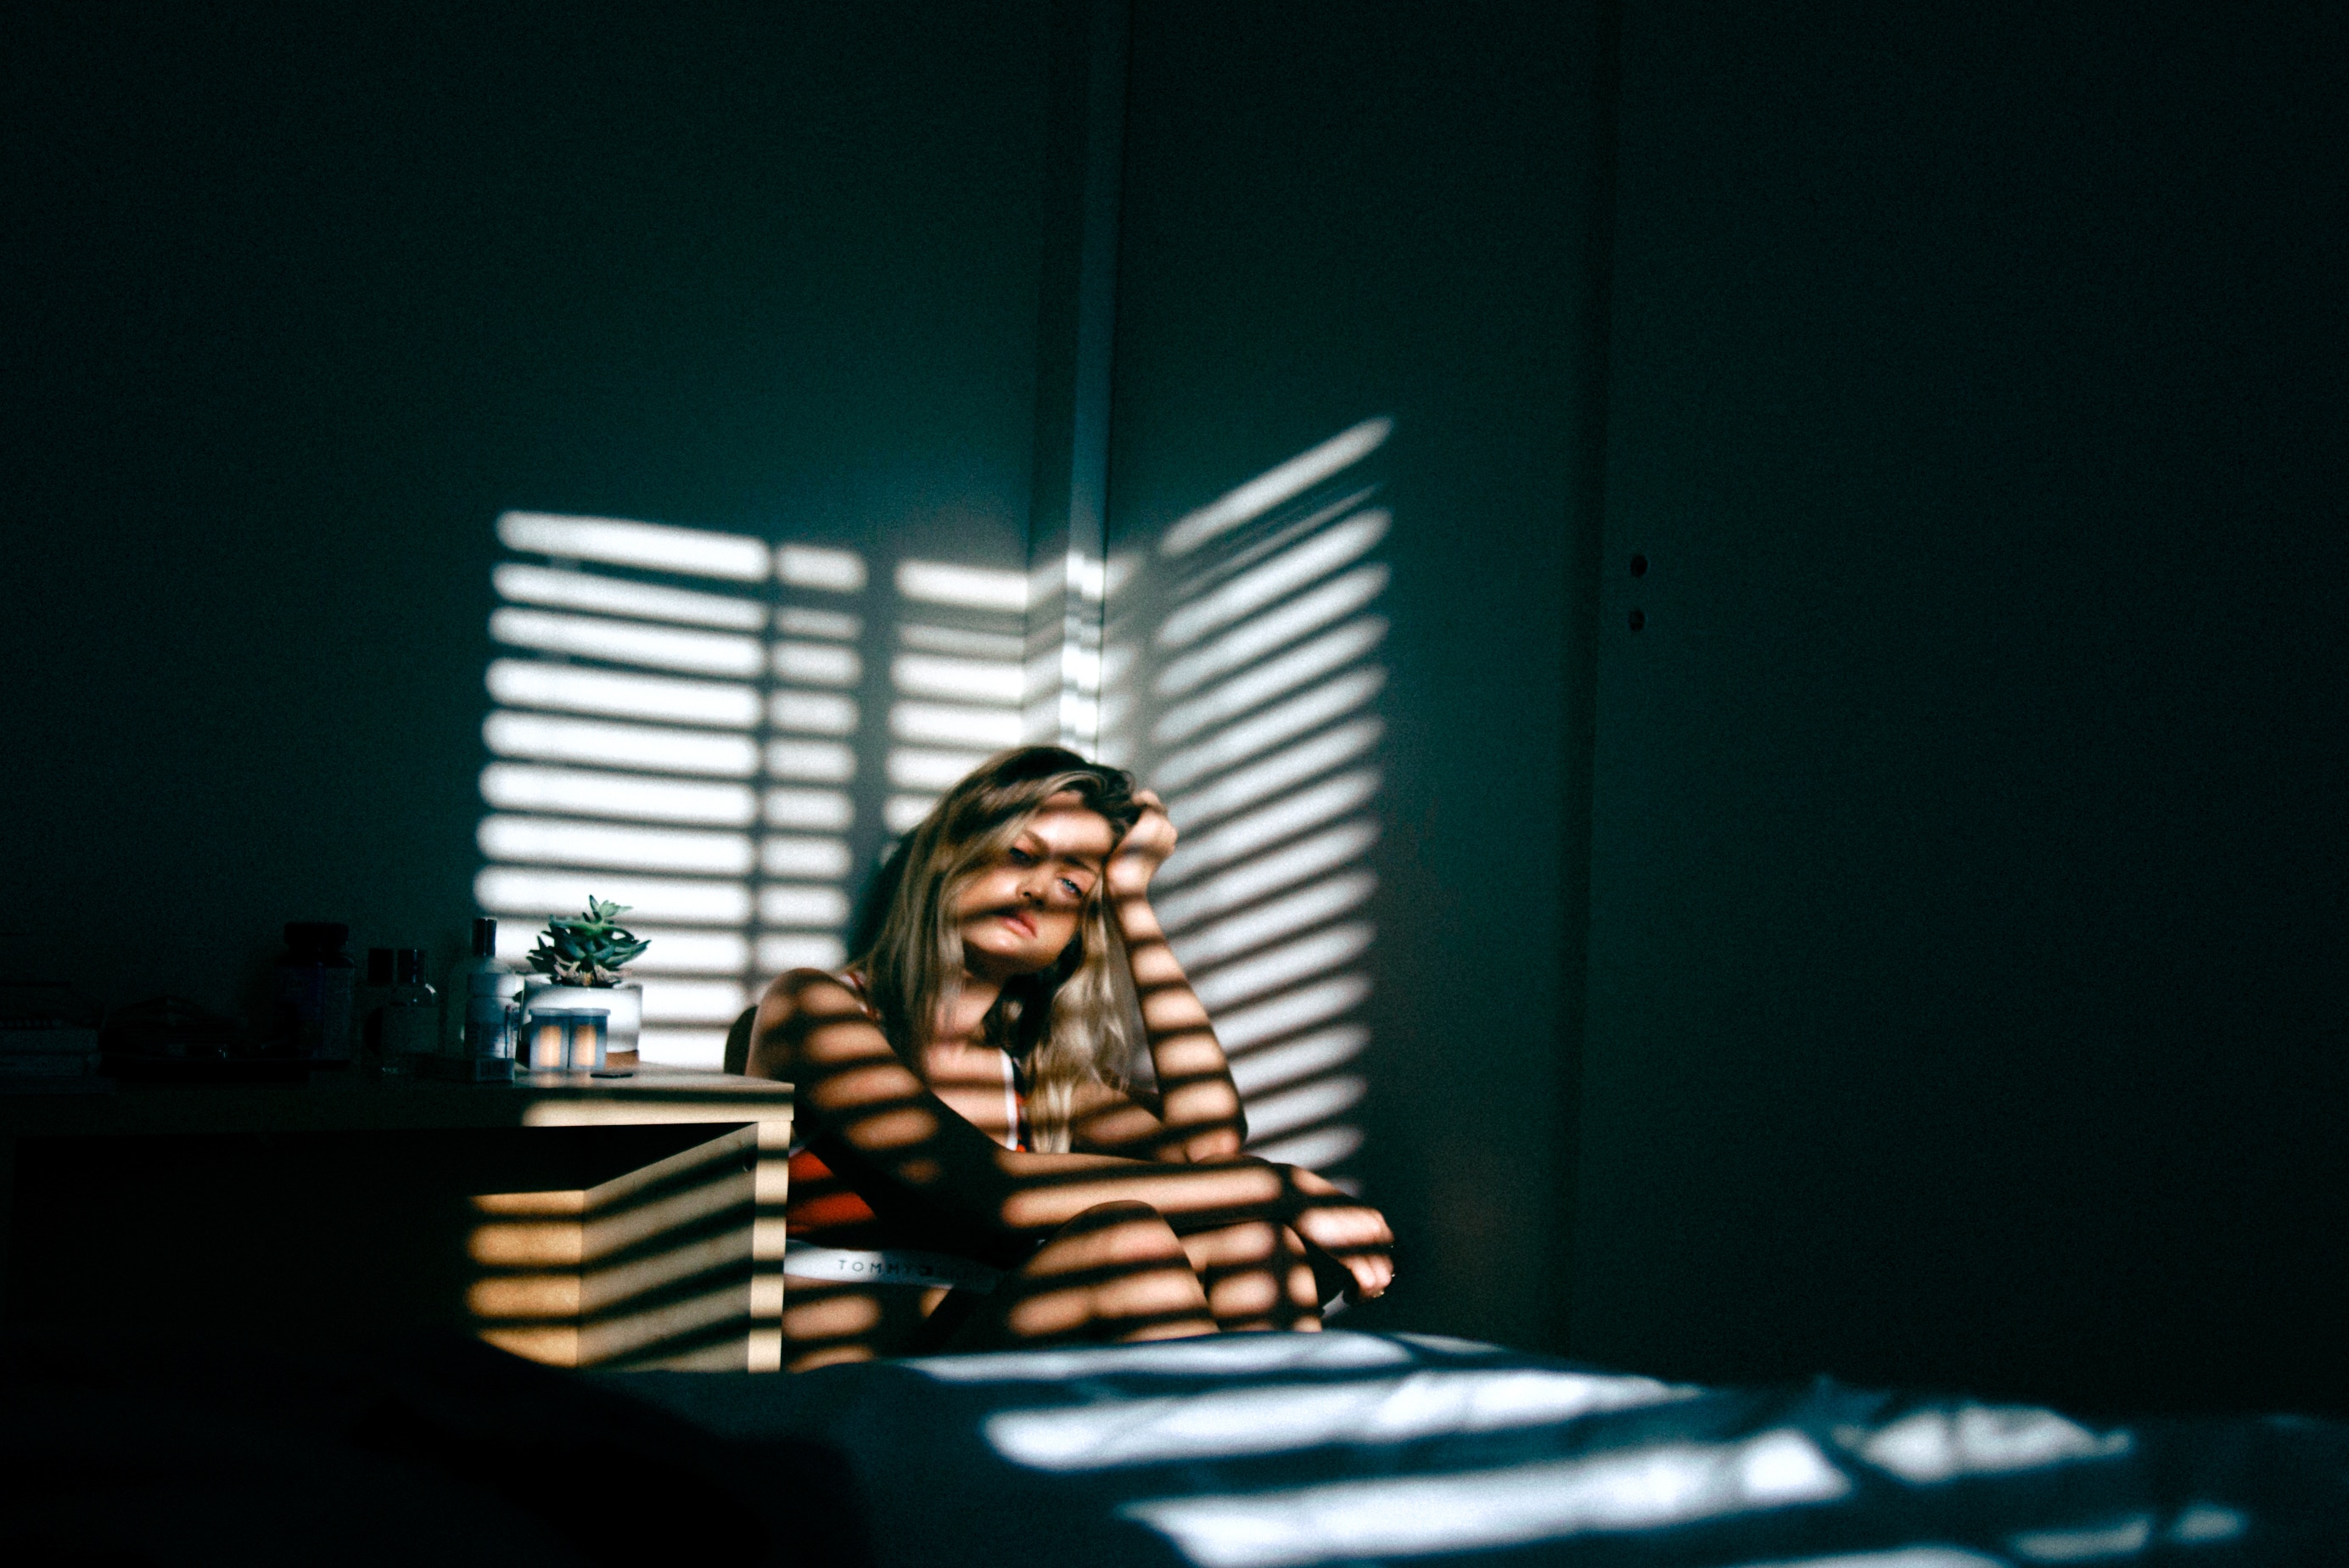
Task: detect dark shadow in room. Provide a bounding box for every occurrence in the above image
[0,1331,873,1568]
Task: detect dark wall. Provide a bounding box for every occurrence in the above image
[1109,0,1607,1348]
[2,3,1050,1005]
[1578,2,2349,1414]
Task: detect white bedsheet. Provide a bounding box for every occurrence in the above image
[615,1331,2348,1567]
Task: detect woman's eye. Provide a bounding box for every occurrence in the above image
[1008,848,1036,866]
[1060,877,1084,897]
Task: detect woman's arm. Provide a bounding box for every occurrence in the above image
[748,968,1391,1296]
[1094,791,1249,1162]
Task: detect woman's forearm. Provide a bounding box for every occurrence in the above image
[992,1146,1289,1234]
[842,1132,1297,1250]
[996,1147,1397,1302]
[1113,893,1247,1158]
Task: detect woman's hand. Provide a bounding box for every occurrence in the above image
[1107,789,1178,903]
[1280,1164,1395,1302]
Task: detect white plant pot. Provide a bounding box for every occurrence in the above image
[517,980,642,1069]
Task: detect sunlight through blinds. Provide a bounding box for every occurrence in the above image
[477,513,866,1067]
[474,417,1388,1186]
[1107,418,1393,1181]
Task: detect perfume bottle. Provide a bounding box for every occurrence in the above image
[453,918,523,1061]
[375,949,437,1074]
[359,948,398,1074]
[274,922,355,1062]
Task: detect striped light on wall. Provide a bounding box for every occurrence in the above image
[475,513,868,1067]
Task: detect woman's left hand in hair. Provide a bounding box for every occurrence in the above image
[1107,789,1178,902]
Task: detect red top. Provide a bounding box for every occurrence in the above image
[783,973,1032,1243]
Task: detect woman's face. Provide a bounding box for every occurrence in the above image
[954,790,1115,981]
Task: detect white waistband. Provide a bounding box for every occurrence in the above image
[782,1240,1002,1293]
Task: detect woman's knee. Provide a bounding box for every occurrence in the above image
[988,1201,1214,1345]
[1062,1200,1187,1266]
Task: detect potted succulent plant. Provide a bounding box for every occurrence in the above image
[520,899,650,1067]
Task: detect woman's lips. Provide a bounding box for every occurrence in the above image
[1000,910,1037,938]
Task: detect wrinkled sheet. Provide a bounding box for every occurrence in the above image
[614,1331,2349,1568]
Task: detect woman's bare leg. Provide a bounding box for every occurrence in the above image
[783,1205,1321,1364]
[1180,1221,1323,1332]
[782,1278,951,1371]
[940,1201,1219,1349]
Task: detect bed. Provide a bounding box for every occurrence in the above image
[4,1330,2341,1565]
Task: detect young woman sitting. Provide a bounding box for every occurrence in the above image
[743,745,1394,1369]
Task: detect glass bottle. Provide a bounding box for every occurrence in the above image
[376,949,437,1074]
[359,949,397,1073]
[274,922,355,1063]
[457,918,524,1061]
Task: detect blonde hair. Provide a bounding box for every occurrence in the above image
[854,747,1143,1152]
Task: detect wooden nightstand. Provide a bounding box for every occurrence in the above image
[0,1070,794,1371]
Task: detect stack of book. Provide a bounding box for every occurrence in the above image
[0,982,105,1090]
